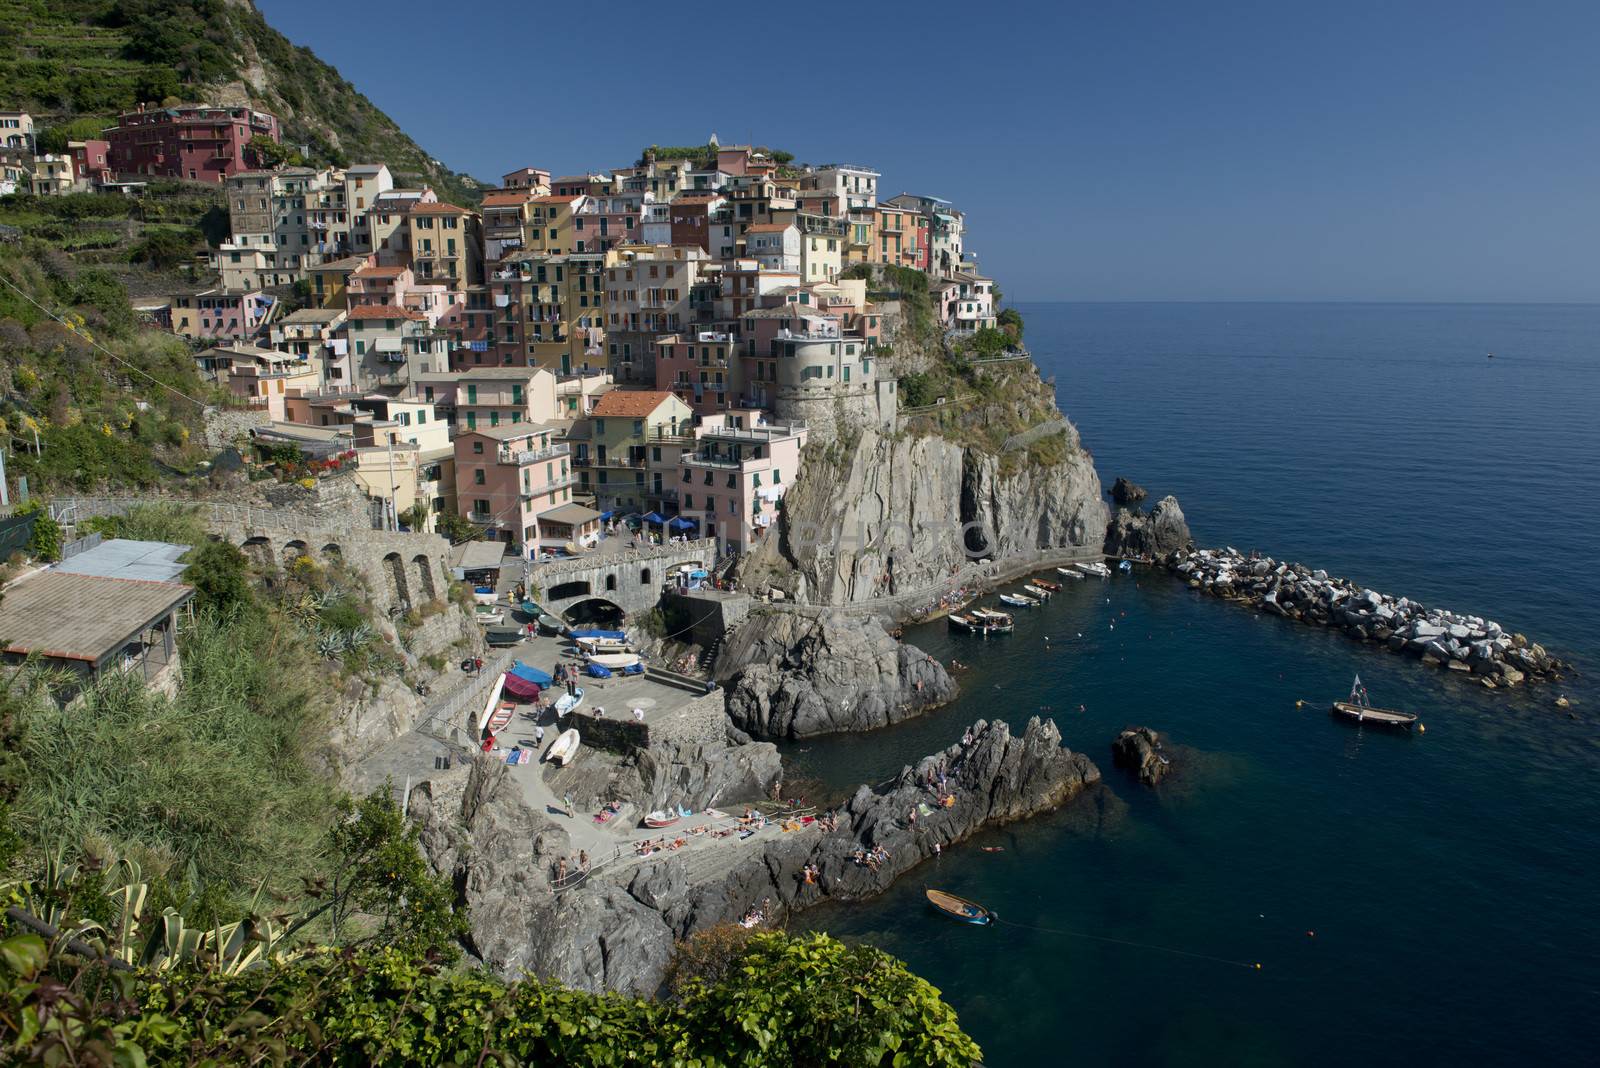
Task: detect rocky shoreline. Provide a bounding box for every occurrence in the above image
[1169,546,1568,687]
[414,717,1098,994]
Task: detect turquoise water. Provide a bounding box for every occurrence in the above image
[786,304,1599,1067]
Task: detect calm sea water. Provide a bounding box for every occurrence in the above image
[787,304,1600,1067]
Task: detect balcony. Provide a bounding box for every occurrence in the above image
[593,453,648,470]
[698,421,805,444]
[523,473,578,498]
[502,442,571,465]
[682,452,743,469]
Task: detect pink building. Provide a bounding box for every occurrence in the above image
[655,331,740,417]
[677,414,807,551]
[105,104,279,183]
[68,139,111,187]
[171,288,275,343]
[454,424,580,551]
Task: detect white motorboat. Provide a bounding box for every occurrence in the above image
[474,606,505,626]
[1023,584,1052,599]
[1055,567,1084,580]
[1074,561,1112,578]
[998,593,1038,608]
[575,634,632,654]
[545,728,581,766]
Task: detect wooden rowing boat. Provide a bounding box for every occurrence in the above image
[1330,674,1417,729]
[545,727,581,766]
[643,810,680,829]
[926,888,993,926]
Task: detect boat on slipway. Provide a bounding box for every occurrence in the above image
[554,687,585,717]
[643,809,681,829]
[545,728,581,766]
[1329,674,1418,729]
[926,889,994,926]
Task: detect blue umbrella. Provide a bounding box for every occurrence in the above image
[668,516,696,531]
[641,511,666,524]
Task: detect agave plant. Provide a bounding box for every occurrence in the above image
[5,855,298,975]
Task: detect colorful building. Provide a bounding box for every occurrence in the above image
[453,424,579,550]
[105,104,280,183]
[170,288,275,343]
[677,414,807,551]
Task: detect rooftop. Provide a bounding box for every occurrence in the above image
[279,308,347,324]
[460,423,559,442]
[409,202,471,215]
[591,390,677,418]
[54,538,190,583]
[537,502,601,525]
[0,571,192,665]
[345,304,424,321]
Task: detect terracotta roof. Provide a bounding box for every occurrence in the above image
[745,223,794,233]
[591,390,678,418]
[482,191,533,207]
[344,304,424,321]
[354,264,406,277]
[531,195,581,204]
[409,202,470,215]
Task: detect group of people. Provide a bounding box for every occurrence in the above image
[738,897,773,929]
[552,851,591,886]
[634,836,687,857]
[852,844,892,870]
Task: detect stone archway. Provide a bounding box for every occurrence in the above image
[604,572,618,592]
[242,536,275,572]
[382,551,410,610]
[321,542,342,559]
[281,539,309,568]
[548,579,592,601]
[412,554,437,604]
[640,567,652,586]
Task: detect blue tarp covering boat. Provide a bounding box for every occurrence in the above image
[509,661,554,686]
[586,663,613,678]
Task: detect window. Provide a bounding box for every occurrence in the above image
[474,469,485,485]
[473,498,489,514]
[773,470,781,483]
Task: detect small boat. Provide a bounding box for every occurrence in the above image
[998,593,1037,608]
[536,614,566,635]
[575,634,633,654]
[1330,674,1417,729]
[948,613,978,631]
[926,888,993,926]
[1118,559,1133,574]
[554,687,584,717]
[585,651,642,671]
[474,606,505,626]
[643,809,680,829]
[1023,584,1052,599]
[485,701,515,734]
[969,607,1014,626]
[570,627,627,643]
[1074,561,1112,578]
[473,586,499,605]
[545,727,581,766]
[1033,579,1062,592]
[484,625,525,647]
[1055,567,1084,580]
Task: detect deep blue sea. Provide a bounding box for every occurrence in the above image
[786,303,1600,1067]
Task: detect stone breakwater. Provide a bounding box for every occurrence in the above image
[1170,547,1567,687]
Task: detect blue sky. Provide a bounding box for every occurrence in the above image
[260,0,1600,301]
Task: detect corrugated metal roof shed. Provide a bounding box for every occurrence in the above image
[55,538,190,583]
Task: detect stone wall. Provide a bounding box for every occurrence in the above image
[661,590,751,648]
[569,710,650,754]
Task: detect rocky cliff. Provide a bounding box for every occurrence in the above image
[716,609,957,739]
[414,718,1098,996]
[739,416,1107,608]
[1103,495,1193,560]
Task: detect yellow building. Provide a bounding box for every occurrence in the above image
[407,203,481,289]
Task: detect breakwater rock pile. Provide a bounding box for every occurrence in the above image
[415,718,1098,996]
[717,608,957,738]
[1170,547,1567,686]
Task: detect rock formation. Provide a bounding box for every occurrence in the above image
[414,718,1098,996]
[1111,726,1171,786]
[716,609,956,738]
[1172,547,1568,685]
[1104,495,1192,560]
[1111,477,1147,505]
[738,421,1107,608]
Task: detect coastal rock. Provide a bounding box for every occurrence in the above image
[1111,726,1171,786]
[737,413,1107,607]
[1111,477,1148,505]
[717,609,957,739]
[418,718,1100,997]
[1103,495,1193,560]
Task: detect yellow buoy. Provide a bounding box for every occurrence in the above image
[1418,724,1426,733]
[1254,963,1263,970]
[1295,700,1304,708]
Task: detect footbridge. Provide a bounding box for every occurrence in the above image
[530,538,718,618]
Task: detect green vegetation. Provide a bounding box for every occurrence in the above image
[638,142,793,169]
[435,508,480,544]
[998,306,1024,339]
[0,245,216,491]
[0,0,480,202]
[0,924,980,1066]
[12,499,61,562]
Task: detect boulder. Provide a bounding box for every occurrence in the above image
[1111,726,1171,786]
[1103,495,1192,561]
[1111,477,1148,505]
[718,609,957,739]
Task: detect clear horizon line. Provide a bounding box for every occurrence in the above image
[1009,298,1600,306]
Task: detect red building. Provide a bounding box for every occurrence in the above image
[68,139,111,187]
[105,104,280,184]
